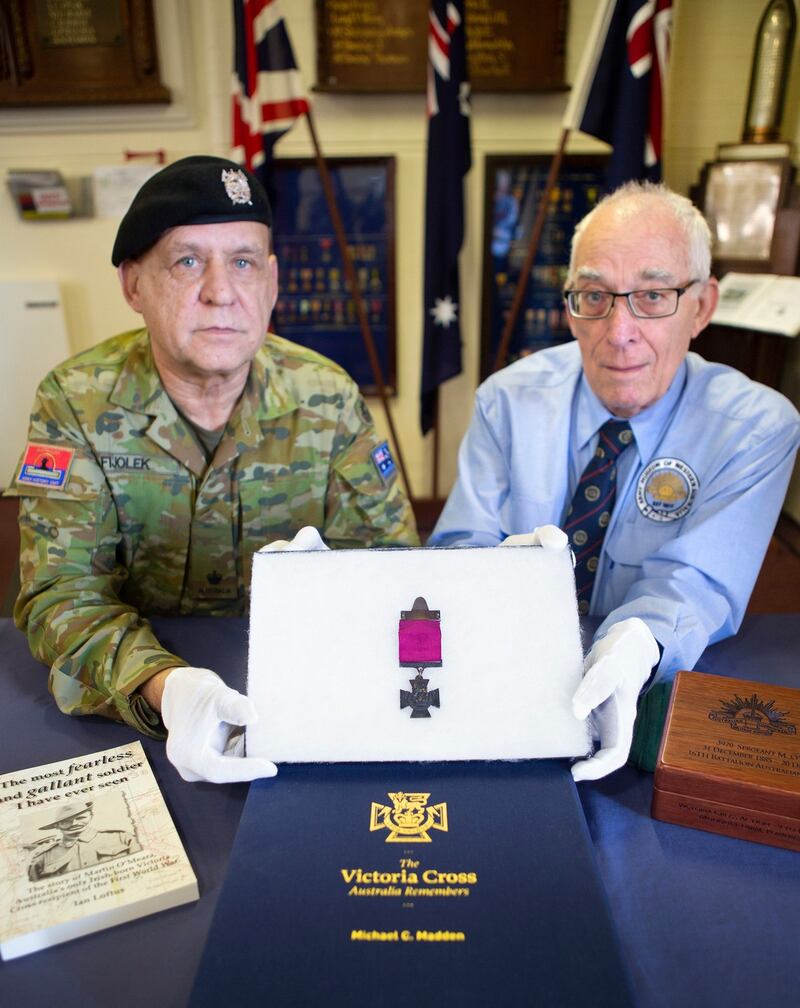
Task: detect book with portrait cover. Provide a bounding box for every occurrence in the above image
[190,761,635,1008]
[0,741,198,960]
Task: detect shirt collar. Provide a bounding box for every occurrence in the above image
[108,331,298,474]
[575,360,688,462]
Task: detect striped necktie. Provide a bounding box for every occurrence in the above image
[565,419,634,615]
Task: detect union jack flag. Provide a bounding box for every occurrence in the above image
[231,0,309,175]
[420,0,472,435]
[563,0,672,188]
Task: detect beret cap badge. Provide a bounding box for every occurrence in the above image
[221,168,253,206]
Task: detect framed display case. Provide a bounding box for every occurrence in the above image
[270,156,396,394]
[698,157,795,272]
[690,153,799,390]
[480,154,607,379]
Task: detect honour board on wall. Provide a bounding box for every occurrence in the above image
[315,0,568,93]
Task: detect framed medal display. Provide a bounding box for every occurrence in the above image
[480,154,607,379]
[270,156,397,395]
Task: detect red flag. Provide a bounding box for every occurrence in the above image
[231,0,309,173]
[562,0,672,187]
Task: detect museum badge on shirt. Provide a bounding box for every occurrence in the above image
[16,443,75,489]
[636,457,699,522]
[371,441,396,483]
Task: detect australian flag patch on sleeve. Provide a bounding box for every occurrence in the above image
[371,441,396,483]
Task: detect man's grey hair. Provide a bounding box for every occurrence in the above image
[566,181,712,286]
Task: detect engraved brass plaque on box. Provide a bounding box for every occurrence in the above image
[314,0,567,93]
[0,0,170,107]
[652,670,800,852]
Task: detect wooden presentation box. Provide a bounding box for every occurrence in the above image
[652,670,800,852]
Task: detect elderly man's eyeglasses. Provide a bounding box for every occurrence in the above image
[564,280,700,320]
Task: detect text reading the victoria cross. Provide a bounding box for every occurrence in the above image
[341,856,477,898]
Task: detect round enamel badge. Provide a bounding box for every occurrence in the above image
[636,458,698,522]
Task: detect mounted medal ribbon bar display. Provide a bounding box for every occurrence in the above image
[270,156,396,395]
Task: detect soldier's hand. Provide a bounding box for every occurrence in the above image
[161,667,278,784]
[259,525,330,553]
[570,618,660,782]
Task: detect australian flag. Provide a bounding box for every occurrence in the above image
[563,0,672,189]
[420,0,472,435]
[231,0,308,181]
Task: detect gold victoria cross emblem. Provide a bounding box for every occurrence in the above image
[369,792,448,843]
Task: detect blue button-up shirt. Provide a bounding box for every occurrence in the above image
[430,342,800,680]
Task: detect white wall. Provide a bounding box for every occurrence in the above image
[1,0,799,509]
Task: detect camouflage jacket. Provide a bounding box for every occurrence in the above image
[7,329,418,737]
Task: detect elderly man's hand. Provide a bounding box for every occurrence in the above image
[570,618,660,782]
[161,667,278,784]
[500,525,570,552]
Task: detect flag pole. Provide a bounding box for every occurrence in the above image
[488,0,613,375]
[432,392,441,500]
[302,107,414,500]
[491,127,570,375]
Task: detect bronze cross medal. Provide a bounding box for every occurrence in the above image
[398,596,442,718]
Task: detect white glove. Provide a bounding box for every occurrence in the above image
[161,667,278,784]
[570,618,660,782]
[259,526,330,553]
[500,525,570,552]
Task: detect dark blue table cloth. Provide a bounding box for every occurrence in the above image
[579,614,800,1008]
[1,614,798,1007]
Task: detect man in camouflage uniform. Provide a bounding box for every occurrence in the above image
[8,156,418,783]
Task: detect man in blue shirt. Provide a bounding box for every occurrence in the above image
[431,182,800,780]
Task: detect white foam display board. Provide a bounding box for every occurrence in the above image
[246,545,590,763]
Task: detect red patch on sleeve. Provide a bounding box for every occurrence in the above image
[17,443,75,489]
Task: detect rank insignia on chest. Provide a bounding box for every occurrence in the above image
[398,596,442,718]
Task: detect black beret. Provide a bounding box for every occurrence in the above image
[111,155,272,266]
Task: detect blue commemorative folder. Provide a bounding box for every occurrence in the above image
[190,761,634,1007]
